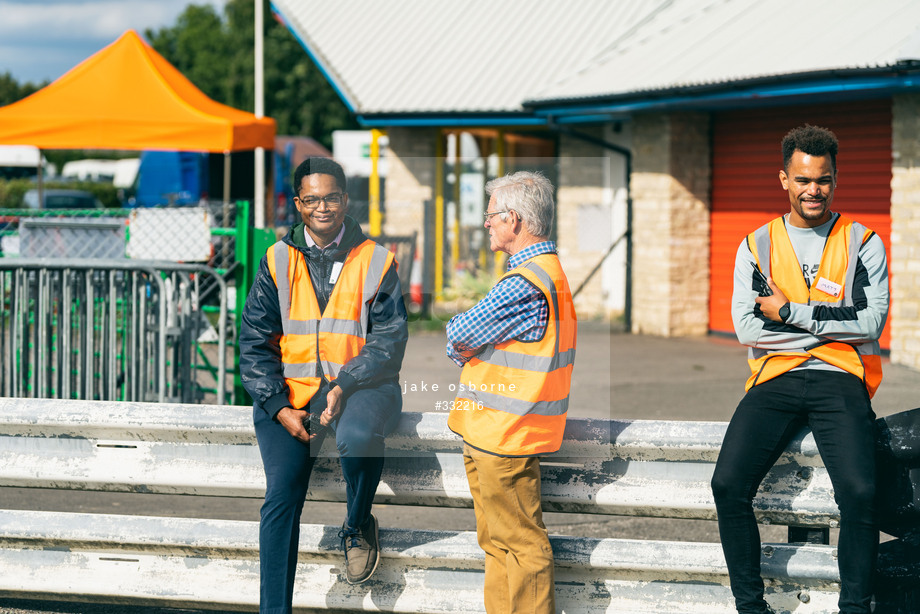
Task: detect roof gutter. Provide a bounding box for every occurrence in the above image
[354,113,547,128]
[528,67,920,122]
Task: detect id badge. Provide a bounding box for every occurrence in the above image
[330,261,344,285]
[815,276,842,298]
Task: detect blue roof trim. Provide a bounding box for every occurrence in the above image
[270,3,358,113]
[355,115,547,128]
[547,114,619,124]
[531,72,920,120]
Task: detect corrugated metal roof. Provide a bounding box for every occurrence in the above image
[271,0,920,116]
[270,0,656,114]
[531,0,920,104]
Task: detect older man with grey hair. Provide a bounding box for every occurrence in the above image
[446,171,578,613]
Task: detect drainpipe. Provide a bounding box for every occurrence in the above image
[545,119,633,331]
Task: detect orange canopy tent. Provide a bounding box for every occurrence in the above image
[0,30,274,152]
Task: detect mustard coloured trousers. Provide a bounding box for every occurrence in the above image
[463,443,556,614]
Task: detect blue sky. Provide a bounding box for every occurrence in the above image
[0,0,227,84]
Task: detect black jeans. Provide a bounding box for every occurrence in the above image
[711,370,877,614]
[253,380,402,614]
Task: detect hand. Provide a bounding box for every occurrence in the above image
[320,385,345,427]
[276,406,319,444]
[754,277,789,322]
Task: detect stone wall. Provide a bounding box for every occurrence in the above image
[630,112,711,336]
[890,93,920,370]
[383,127,436,238]
[556,129,611,320]
[381,127,439,304]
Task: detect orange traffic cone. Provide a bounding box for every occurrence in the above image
[410,248,423,307]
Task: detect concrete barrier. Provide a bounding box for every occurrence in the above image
[0,398,914,612]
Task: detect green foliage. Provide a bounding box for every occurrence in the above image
[442,270,496,305]
[0,179,121,209]
[145,4,228,102]
[0,71,46,106]
[0,179,32,208]
[145,0,358,149]
[261,7,360,145]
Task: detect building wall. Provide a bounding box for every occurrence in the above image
[383,127,435,238]
[891,93,920,370]
[630,112,711,336]
[387,126,628,320]
[602,123,631,318]
[556,125,630,321]
[556,129,611,320]
[385,118,712,337]
[555,125,631,322]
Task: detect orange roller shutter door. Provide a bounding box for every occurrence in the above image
[709,101,892,349]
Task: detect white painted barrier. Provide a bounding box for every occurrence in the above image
[0,509,844,613]
[0,398,839,526]
[0,397,894,613]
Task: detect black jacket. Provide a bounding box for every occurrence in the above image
[239,216,408,418]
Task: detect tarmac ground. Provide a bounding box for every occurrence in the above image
[3,326,919,613]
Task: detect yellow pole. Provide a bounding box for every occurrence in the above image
[435,131,445,301]
[369,128,384,236]
[494,129,507,277]
[452,133,461,273]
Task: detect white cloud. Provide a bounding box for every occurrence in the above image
[0,0,228,83]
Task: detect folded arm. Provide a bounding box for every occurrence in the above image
[732,235,889,350]
[446,275,547,366]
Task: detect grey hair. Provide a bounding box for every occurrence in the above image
[485,171,554,237]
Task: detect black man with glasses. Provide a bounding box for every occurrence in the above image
[240,157,408,612]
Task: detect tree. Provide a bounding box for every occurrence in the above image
[145,5,228,102]
[0,71,46,107]
[263,9,360,144]
[146,0,358,149]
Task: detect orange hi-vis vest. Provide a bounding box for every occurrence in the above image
[746,215,883,397]
[266,239,394,409]
[448,253,577,457]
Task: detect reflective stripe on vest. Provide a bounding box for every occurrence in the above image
[448,254,577,456]
[268,239,394,407]
[745,215,882,397]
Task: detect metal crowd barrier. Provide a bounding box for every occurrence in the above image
[0,259,227,405]
[0,204,240,273]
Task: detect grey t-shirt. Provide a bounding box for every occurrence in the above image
[731,211,890,373]
[785,216,833,291]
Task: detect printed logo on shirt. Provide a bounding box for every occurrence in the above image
[802,263,819,288]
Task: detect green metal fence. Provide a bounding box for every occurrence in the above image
[0,202,417,406]
[0,201,272,405]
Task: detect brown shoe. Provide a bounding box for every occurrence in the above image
[339,514,379,584]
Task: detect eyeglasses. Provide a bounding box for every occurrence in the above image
[483,209,511,221]
[297,192,345,209]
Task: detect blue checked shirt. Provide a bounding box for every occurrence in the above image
[446,241,555,366]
